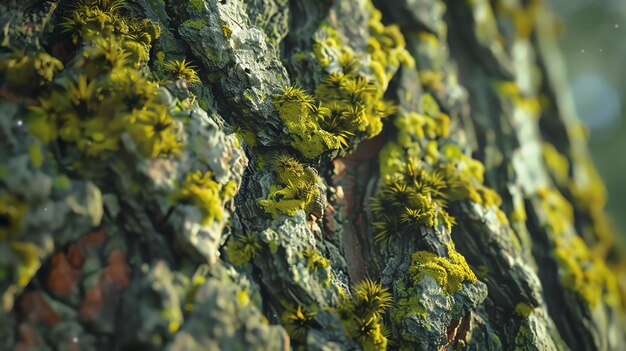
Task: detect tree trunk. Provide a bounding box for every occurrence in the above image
[1,0,624,350]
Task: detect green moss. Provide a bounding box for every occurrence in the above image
[61,2,159,67]
[127,103,183,158]
[198,99,209,112]
[313,72,396,139]
[233,125,258,147]
[274,154,316,186]
[409,244,477,295]
[371,89,510,248]
[378,142,407,180]
[258,195,307,218]
[267,5,412,159]
[514,324,533,351]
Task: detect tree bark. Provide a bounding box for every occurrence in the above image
[0,0,624,350]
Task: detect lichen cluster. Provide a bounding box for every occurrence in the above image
[278,279,391,350]
[224,232,261,266]
[0,0,243,327]
[281,303,319,343]
[538,188,620,307]
[271,86,347,159]
[271,72,397,159]
[173,170,237,225]
[368,87,504,348]
[336,279,392,350]
[0,51,62,95]
[303,249,331,271]
[409,244,477,295]
[258,154,322,218]
[0,0,240,227]
[370,160,454,243]
[371,94,506,245]
[386,243,479,347]
[541,137,622,307]
[18,0,185,159]
[272,4,413,160]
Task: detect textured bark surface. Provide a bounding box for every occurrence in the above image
[1,0,625,350]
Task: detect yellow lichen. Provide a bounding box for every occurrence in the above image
[272,86,342,159]
[554,235,620,307]
[494,81,541,116]
[536,187,574,235]
[0,51,63,95]
[258,155,321,218]
[370,161,455,243]
[163,59,201,85]
[303,249,330,271]
[281,304,317,342]
[537,187,620,307]
[225,232,261,266]
[514,302,534,318]
[20,1,184,161]
[9,241,41,287]
[173,171,233,225]
[542,142,570,185]
[271,6,411,158]
[335,279,391,351]
[409,244,477,295]
[221,24,232,39]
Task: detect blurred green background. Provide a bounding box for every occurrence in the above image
[549,0,626,242]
